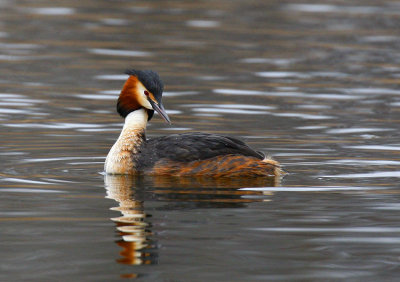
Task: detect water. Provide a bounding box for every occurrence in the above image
[1,0,400,281]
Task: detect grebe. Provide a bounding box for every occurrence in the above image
[104,69,281,177]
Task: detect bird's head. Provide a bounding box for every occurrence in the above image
[117,69,171,124]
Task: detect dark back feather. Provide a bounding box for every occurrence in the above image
[136,132,264,170]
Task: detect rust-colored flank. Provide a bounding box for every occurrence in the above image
[150,155,281,178]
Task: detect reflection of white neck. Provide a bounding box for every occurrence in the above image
[104,174,149,264]
[104,109,148,174]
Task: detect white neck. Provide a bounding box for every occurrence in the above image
[104,108,148,174]
[122,108,148,131]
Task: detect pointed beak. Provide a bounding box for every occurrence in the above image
[148,99,171,124]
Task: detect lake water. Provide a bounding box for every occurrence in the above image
[1,1,400,281]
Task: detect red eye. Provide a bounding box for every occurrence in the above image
[144,90,149,96]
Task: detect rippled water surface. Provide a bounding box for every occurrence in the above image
[1,1,400,281]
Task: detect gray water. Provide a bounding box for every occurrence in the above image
[1,1,400,281]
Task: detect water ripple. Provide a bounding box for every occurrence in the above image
[78,94,113,100]
[21,156,104,163]
[88,48,151,57]
[26,7,75,15]
[346,145,400,151]
[322,171,400,178]
[326,128,393,134]
[164,91,199,97]
[0,188,64,193]
[252,227,400,233]
[94,74,128,80]
[240,186,379,192]
[241,58,299,65]
[285,4,388,15]
[193,108,268,115]
[0,43,42,50]
[186,20,220,28]
[0,177,52,185]
[3,122,105,130]
[327,159,400,166]
[311,237,400,244]
[255,71,310,79]
[214,89,363,100]
[273,112,334,120]
[343,88,400,95]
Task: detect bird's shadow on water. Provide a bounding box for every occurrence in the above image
[103,174,279,269]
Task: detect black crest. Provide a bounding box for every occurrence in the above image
[125,69,164,102]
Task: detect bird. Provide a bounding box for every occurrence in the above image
[104,69,281,178]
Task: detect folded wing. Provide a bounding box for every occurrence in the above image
[137,132,265,169]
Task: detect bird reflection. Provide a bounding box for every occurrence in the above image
[150,175,279,208]
[104,174,279,267]
[105,175,156,266]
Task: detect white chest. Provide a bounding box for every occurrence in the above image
[104,109,147,175]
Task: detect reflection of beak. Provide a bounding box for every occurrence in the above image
[148,99,171,124]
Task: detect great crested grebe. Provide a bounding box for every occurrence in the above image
[104,69,281,177]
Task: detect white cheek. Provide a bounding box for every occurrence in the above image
[136,84,153,109]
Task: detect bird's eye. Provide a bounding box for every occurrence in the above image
[144,90,149,96]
